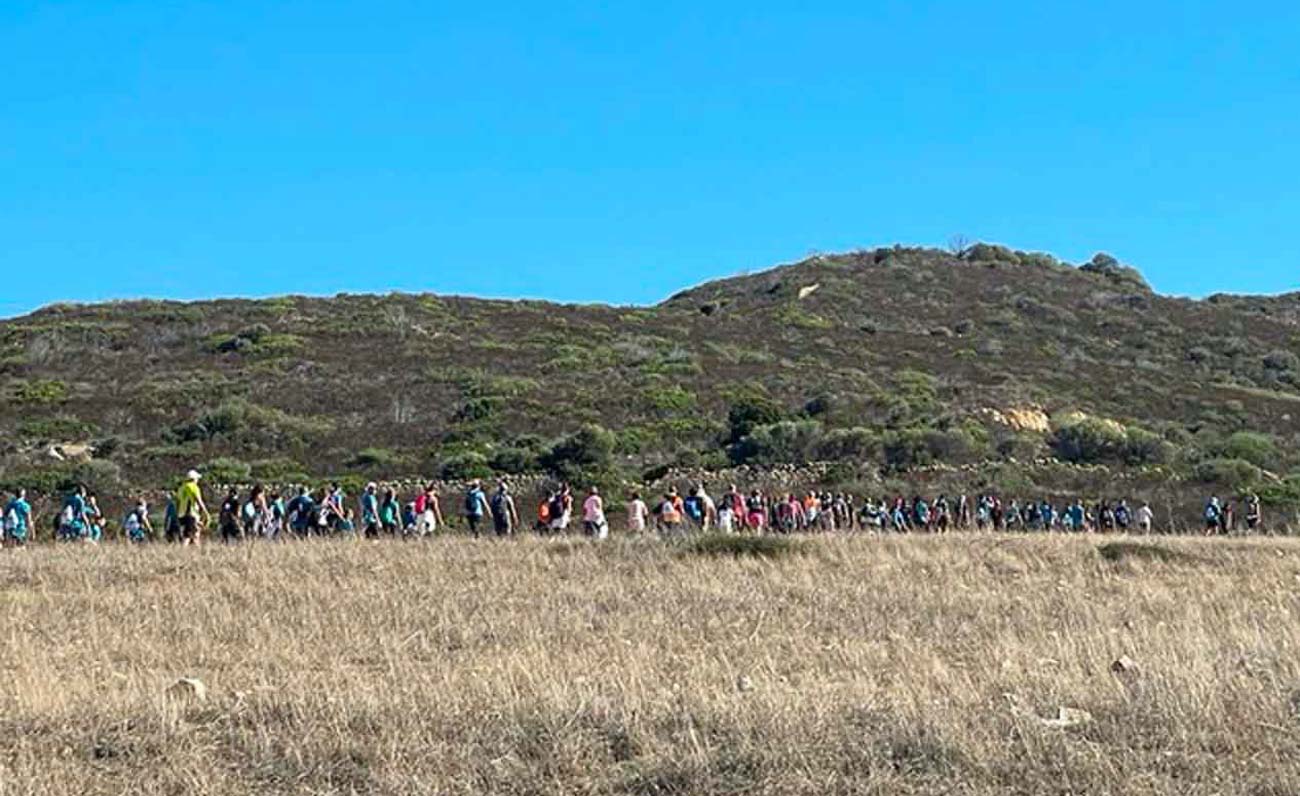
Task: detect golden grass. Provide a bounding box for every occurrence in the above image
[3,534,1300,794]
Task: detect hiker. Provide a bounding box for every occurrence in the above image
[123,496,153,543]
[163,491,179,542]
[684,487,706,530]
[286,486,316,537]
[723,485,746,531]
[655,491,685,535]
[1114,500,1132,532]
[219,487,243,542]
[361,483,381,538]
[748,489,764,530]
[83,494,105,543]
[1203,497,1222,535]
[1067,500,1086,533]
[550,484,574,534]
[716,491,735,533]
[323,483,347,532]
[490,481,519,537]
[1245,494,1263,532]
[1136,502,1154,533]
[267,491,286,539]
[174,471,209,546]
[536,490,556,533]
[242,485,270,537]
[414,484,443,536]
[380,487,400,536]
[401,502,417,534]
[583,486,608,540]
[912,496,930,531]
[58,486,87,541]
[626,491,648,533]
[3,488,33,547]
[464,480,490,537]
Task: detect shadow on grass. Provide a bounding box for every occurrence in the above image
[682,534,805,560]
[1096,541,1203,566]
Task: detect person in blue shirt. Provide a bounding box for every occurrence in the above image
[4,488,33,546]
[464,480,489,538]
[84,494,104,543]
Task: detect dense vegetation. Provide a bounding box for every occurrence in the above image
[1,244,1298,517]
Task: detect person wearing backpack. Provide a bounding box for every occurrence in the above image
[549,485,573,534]
[244,485,269,538]
[123,496,154,544]
[58,485,90,542]
[3,488,33,547]
[490,481,519,537]
[414,483,442,536]
[219,487,243,543]
[464,480,489,538]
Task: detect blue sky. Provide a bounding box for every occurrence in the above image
[2,1,1298,318]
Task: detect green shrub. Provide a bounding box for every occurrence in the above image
[644,384,696,414]
[250,458,310,482]
[1193,458,1264,490]
[439,451,492,482]
[1263,350,1299,372]
[347,448,399,469]
[1222,431,1279,469]
[203,457,252,483]
[730,420,823,465]
[816,427,880,460]
[1050,417,1127,463]
[541,424,617,482]
[17,416,97,440]
[726,392,786,443]
[9,379,69,405]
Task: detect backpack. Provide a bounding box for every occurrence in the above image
[242,501,256,521]
[491,492,507,517]
[3,507,17,533]
[465,490,483,516]
[538,501,551,522]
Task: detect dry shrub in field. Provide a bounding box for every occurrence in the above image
[2,535,1300,795]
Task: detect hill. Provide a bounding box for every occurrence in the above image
[2,244,1299,519]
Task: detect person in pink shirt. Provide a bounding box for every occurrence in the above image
[583,486,608,540]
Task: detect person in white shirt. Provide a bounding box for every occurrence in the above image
[626,492,648,533]
[1135,502,1154,534]
[583,486,608,540]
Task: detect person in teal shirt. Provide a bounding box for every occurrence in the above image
[360,483,380,538]
[4,488,33,546]
[60,486,89,541]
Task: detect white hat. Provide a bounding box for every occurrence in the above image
[186,469,202,481]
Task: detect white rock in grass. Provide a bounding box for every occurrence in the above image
[167,677,207,703]
[1040,707,1091,729]
[735,675,754,693]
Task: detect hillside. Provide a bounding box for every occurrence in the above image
[2,244,1299,515]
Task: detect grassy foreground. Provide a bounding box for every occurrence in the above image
[2,535,1300,795]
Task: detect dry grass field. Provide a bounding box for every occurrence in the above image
[3,534,1300,795]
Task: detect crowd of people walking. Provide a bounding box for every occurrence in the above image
[0,467,1270,547]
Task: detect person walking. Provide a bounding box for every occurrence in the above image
[490,481,519,537]
[175,470,210,546]
[3,488,33,547]
[360,483,381,538]
[464,480,490,538]
[626,491,648,533]
[583,486,608,540]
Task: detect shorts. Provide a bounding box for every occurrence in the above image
[467,514,483,535]
[364,521,381,538]
[180,515,199,540]
[493,517,512,536]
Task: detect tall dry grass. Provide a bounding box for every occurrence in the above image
[2,534,1300,794]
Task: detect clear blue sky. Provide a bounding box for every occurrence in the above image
[3,1,1298,318]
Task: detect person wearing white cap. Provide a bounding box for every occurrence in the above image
[174,469,210,546]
